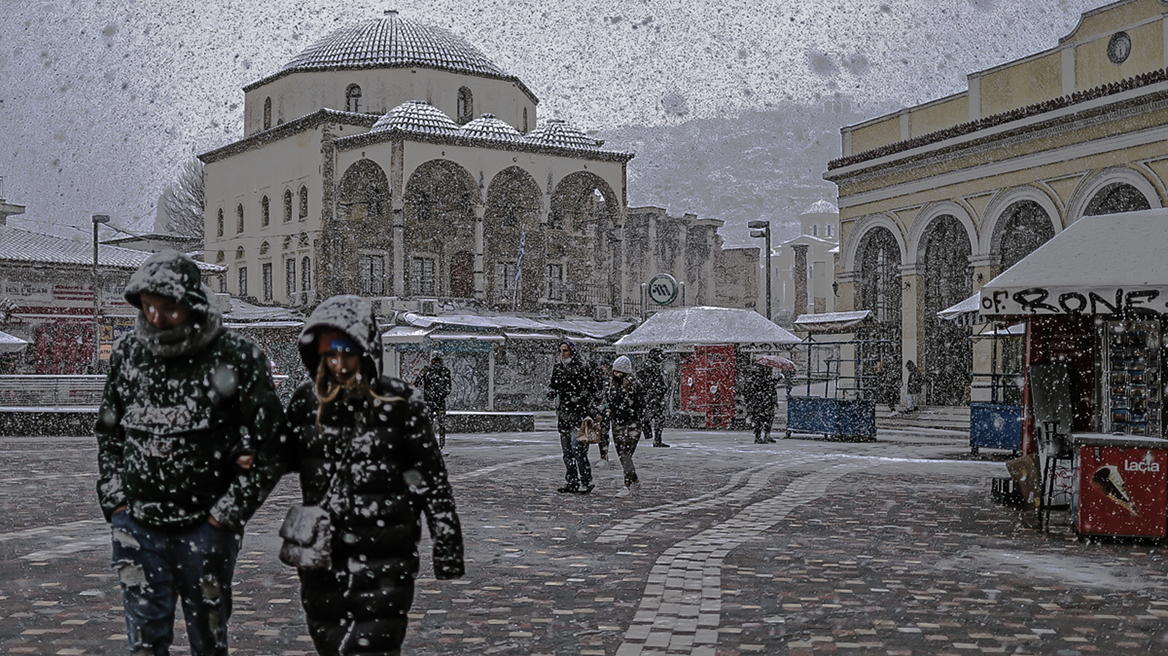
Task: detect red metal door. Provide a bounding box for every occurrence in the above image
[696,345,734,429]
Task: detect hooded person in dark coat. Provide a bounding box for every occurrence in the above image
[547,338,598,493]
[281,295,464,655]
[638,347,670,447]
[415,353,452,448]
[744,362,779,444]
[95,250,286,656]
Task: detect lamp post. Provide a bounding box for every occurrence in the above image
[92,214,110,372]
[748,220,772,321]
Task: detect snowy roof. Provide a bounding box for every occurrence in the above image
[938,294,985,325]
[461,114,523,142]
[794,310,871,332]
[395,312,634,341]
[0,225,221,272]
[980,209,1168,317]
[800,200,839,216]
[615,306,801,352]
[371,101,462,136]
[524,119,604,151]
[282,14,508,79]
[0,330,28,353]
[221,297,303,323]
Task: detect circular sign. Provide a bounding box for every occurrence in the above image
[648,274,678,305]
[1108,31,1131,64]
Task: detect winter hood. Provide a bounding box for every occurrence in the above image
[123,250,213,318]
[298,295,383,379]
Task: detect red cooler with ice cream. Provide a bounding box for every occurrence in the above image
[1073,434,1168,538]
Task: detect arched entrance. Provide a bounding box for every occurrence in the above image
[919,215,972,406]
[1084,182,1151,216]
[403,160,477,298]
[549,172,620,311]
[857,227,903,402]
[334,159,391,297]
[994,200,1056,272]
[484,166,543,310]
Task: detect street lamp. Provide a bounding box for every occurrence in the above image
[92,214,110,373]
[748,220,772,321]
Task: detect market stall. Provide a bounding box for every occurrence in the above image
[979,209,1168,535]
[787,311,882,441]
[939,294,1024,454]
[614,306,801,429]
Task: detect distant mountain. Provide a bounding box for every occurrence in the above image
[596,99,877,247]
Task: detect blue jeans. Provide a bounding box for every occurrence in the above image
[557,414,592,488]
[110,511,240,656]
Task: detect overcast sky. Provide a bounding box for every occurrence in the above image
[1,0,1101,237]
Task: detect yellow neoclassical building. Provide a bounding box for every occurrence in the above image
[824,0,1168,405]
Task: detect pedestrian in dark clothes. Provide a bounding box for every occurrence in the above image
[415,353,452,448]
[744,362,778,443]
[638,347,670,447]
[281,296,464,655]
[906,360,927,412]
[95,250,286,656]
[547,339,598,494]
[605,356,646,497]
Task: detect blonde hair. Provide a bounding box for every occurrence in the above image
[312,357,395,428]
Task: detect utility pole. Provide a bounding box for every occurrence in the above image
[748,220,772,321]
[92,214,110,372]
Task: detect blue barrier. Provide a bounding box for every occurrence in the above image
[969,402,1022,453]
[785,396,876,441]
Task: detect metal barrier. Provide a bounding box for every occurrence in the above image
[0,374,289,408]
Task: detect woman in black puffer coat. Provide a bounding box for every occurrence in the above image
[282,295,464,655]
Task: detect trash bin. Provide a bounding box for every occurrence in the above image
[1073,434,1168,538]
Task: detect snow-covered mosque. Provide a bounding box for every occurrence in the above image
[200,11,756,321]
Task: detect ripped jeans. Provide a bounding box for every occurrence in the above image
[110,510,240,656]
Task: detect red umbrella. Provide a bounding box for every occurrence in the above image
[754,355,796,371]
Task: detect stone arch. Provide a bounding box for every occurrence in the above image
[484,166,543,309]
[1066,166,1160,224]
[841,213,906,273]
[549,171,621,311]
[908,201,977,267]
[855,224,904,406]
[323,159,393,297]
[403,159,477,298]
[980,186,1062,257]
[917,213,973,406]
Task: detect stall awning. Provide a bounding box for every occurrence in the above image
[0,330,28,353]
[980,210,1168,317]
[794,310,871,332]
[938,294,986,325]
[382,326,431,343]
[614,306,801,353]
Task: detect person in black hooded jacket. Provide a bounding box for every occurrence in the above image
[280,295,464,655]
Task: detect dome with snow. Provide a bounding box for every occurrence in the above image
[524,119,603,150]
[372,101,461,135]
[801,200,839,216]
[282,12,508,79]
[461,114,523,141]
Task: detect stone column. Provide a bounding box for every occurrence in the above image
[899,264,923,404]
[390,142,405,297]
[474,202,486,301]
[791,244,809,320]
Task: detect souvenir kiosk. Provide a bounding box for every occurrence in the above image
[979,210,1168,538]
[786,311,881,442]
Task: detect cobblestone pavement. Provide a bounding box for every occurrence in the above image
[2,428,1167,655]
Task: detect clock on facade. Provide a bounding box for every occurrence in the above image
[1108,31,1131,65]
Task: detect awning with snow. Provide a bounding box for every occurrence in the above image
[0,330,28,353]
[793,310,872,332]
[938,294,986,326]
[980,210,1168,318]
[614,306,801,353]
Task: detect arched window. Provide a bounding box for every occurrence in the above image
[301,256,311,292]
[259,241,270,255]
[216,209,224,237]
[298,186,308,221]
[263,97,272,130]
[811,224,818,237]
[346,85,362,113]
[283,189,293,223]
[261,195,270,227]
[826,224,833,237]
[235,246,245,259]
[215,250,225,263]
[456,87,473,124]
[522,107,529,132]
[236,204,244,233]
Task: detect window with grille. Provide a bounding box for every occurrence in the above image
[497,262,517,294]
[284,190,293,222]
[261,196,270,227]
[547,264,564,301]
[359,254,385,296]
[216,209,224,237]
[285,258,296,296]
[346,85,362,113]
[412,257,436,296]
[238,266,248,298]
[262,263,273,301]
[236,204,244,234]
[299,186,308,220]
[263,97,272,130]
[301,256,311,293]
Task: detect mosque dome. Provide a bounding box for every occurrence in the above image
[461,114,523,141]
[283,12,509,79]
[371,101,461,135]
[801,200,839,215]
[524,119,603,150]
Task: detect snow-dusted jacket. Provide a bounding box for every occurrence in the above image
[605,374,646,426]
[639,357,669,411]
[95,250,285,533]
[283,296,464,630]
[417,362,452,406]
[744,368,778,416]
[548,343,598,423]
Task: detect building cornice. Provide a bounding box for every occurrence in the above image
[333,128,635,164]
[198,110,380,164]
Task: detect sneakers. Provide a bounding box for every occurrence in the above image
[630,481,642,494]
[653,442,670,447]
[576,483,595,494]
[557,484,580,494]
[616,486,633,498]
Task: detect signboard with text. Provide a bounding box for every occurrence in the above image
[980,286,1168,317]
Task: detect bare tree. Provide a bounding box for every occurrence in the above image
[162,157,205,239]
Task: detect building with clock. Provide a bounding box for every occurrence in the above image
[824,0,1168,406]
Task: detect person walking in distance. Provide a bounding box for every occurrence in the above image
[905,360,927,412]
[95,250,285,656]
[415,353,452,449]
[744,361,779,444]
[606,356,646,497]
[638,347,670,447]
[547,339,598,494]
[281,296,464,655]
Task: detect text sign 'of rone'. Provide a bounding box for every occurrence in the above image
[980,286,1168,316]
[648,274,678,305]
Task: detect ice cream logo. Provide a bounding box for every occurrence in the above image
[1089,465,1140,517]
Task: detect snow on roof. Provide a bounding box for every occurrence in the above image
[524,119,604,151]
[222,297,303,323]
[615,306,801,352]
[461,114,523,142]
[0,330,29,353]
[794,310,872,332]
[397,312,634,341]
[800,200,838,215]
[980,209,1168,316]
[938,294,985,325]
[372,101,461,136]
[0,225,223,273]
